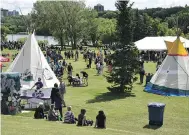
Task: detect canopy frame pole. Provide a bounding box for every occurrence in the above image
[148,51,150,61]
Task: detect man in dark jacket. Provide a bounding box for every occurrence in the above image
[139,68,145,84]
[67,63,73,76]
[50,83,59,104]
[50,83,63,119]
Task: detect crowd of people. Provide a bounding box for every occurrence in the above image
[30,46,111,129]
[1,40,47,51]
[44,46,113,86]
[35,102,106,128]
[33,80,106,128]
[5,39,188,129]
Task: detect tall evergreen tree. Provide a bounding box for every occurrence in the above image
[106,0,140,93]
[133,9,146,41]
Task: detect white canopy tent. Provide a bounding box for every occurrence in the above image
[135,36,189,51]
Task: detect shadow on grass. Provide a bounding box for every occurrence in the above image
[66,84,88,87]
[143,125,161,130]
[86,91,136,104]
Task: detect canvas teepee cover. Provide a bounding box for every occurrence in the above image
[7,33,59,99]
[145,37,189,96]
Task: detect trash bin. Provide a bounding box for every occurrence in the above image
[148,102,166,126]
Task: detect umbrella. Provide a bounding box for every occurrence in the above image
[0,56,10,62]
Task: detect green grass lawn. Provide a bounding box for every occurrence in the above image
[1,49,189,135]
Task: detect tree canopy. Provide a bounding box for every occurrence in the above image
[2,2,189,44]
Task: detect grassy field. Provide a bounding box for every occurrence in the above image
[1,49,189,135]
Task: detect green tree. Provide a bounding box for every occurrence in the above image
[38,40,48,45]
[17,37,27,44]
[81,8,98,46]
[32,1,87,49]
[106,1,140,93]
[61,1,86,49]
[102,11,118,19]
[133,9,146,41]
[142,13,154,36]
[1,25,10,41]
[166,28,177,36]
[177,11,189,34]
[99,18,117,45]
[2,16,27,34]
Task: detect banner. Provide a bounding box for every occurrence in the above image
[21,88,51,99]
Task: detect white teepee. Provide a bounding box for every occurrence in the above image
[145,37,189,96]
[7,32,59,99]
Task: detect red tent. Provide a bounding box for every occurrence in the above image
[0,56,10,62]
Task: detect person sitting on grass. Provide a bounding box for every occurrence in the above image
[76,73,82,85]
[77,109,93,126]
[67,75,73,85]
[64,106,77,124]
[48,104,58,121]
[145,73,153,86]
[34,102,47,119]
[94,110,106,129]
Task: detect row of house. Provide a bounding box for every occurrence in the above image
[94,4,104,12]
[1,8,19,17]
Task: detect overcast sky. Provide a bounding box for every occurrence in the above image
[1,0,189,15]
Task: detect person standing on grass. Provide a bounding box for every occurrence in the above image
[71,50,74,59]
[75,49,79,61]
[139,68,145,84]
[56,64,63,77]
[100,62,104,75]
[93,51,96,59]
[50,83,59,104]
[50,61,54,71]
[139,59,144,69]
[50,83,63,119]
[96,61,101,75]
[88,54,92,68]
[62,59,67,72]
[68,51,71,59]
[59,79,66,107]
[67,63,73,76]
[80,71,88,85]
[64,51,67,59]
